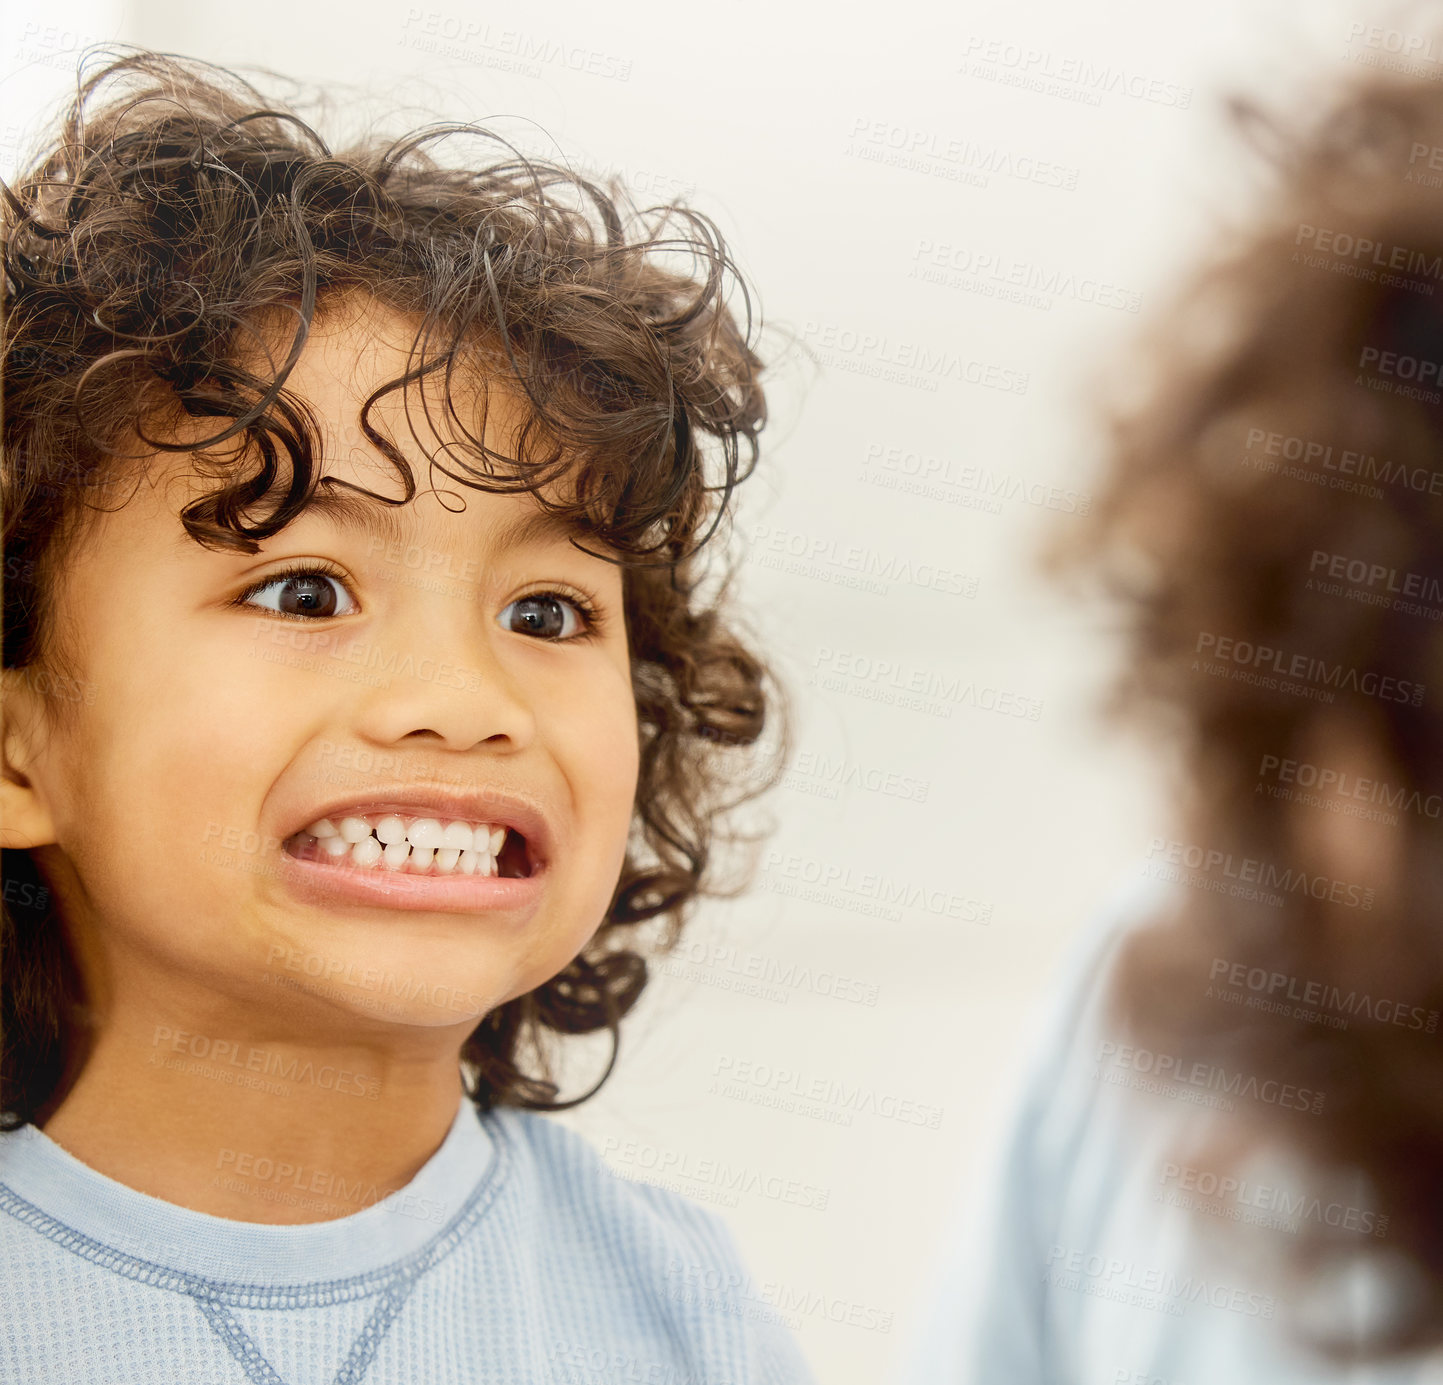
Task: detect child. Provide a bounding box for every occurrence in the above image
[897,56,1443,1385]
[0,48,813,1384]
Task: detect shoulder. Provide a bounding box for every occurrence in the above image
[990,870,1198,1255]
[1031,871,1170,1100]
[485,1104,736,1252]
[481,1106,817,1382]
[971,869,1173,1178]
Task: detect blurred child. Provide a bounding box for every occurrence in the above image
[899,57,1443,1385]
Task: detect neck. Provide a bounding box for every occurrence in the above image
[38,1007,470,1224]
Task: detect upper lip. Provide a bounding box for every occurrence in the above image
[284,786,553,868]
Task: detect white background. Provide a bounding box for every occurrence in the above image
[0,2,1413,1380]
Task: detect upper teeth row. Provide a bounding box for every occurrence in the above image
[306,816,507,854]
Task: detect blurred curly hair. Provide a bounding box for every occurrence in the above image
[1046,62,1443,1356]
[1,48,790,1126]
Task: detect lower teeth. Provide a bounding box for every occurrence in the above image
[303,833,497,876]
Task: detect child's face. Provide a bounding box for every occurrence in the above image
[13,296,640,1043]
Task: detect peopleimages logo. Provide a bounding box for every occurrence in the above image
[1240,427,1443,500]
[845,117,1079,192]
[710,1056,944,1129]
[1194,631,1424,707]
[749,522,977,596]
[1158,1161,1388,1238]
[909,239,1142,313]
[1295,225,1443,281]
[214,1148,447,1224]
[1306,550,1443,624]
[600,1136,831,1212]
[862,440,1092,513]
[1044,1244,1274,1318]
[1144,837,1375,910]
[811,645,1044,722]
[1208,957,1439,1033]
[1094,1040,1326,1115]
[799,319,1030,395]
[1256,753,1442,820]
[147,1027,381,1100]
[959,35,1192,109]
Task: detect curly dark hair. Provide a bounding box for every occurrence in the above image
[0,49,791,1127]
[1045,62,1443,1357]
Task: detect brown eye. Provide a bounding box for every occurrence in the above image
[498,593,587,640]
[242,571,356,619]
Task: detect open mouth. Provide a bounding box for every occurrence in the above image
[285,813,537,879]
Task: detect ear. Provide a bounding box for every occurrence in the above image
[1,668,59,849]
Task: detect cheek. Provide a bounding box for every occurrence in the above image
[52,637,292,877]
[547,669,639,877]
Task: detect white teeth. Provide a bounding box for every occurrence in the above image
[375,815,407,845]
[339,816,372,844]
[301,811,509,875]
[350,837,382,868]
[462,849,493,877]
[406,818,445,850]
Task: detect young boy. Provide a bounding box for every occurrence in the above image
[0,48,812,1384]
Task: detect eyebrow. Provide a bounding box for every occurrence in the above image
[292,485,596,554]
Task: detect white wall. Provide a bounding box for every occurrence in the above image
[1,2,1405,1379]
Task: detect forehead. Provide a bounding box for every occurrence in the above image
[189,291,611,556]
[276,483,602,562]
[253,290,513,451]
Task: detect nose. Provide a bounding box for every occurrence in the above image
[350,595,537,753]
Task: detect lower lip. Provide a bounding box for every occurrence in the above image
[275,841,546,914]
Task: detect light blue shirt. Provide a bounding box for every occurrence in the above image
[0,1094,816,1384]
[895,874,1443,1385]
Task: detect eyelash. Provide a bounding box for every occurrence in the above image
[230,560,607,641]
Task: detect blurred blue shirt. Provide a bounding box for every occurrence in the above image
[894,874,1436,1385]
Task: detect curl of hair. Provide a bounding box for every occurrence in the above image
[1,49,791,1125]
